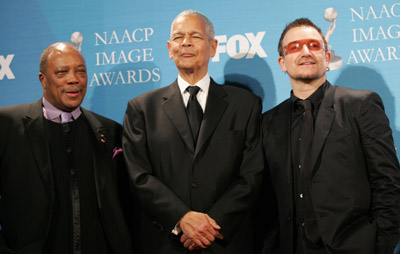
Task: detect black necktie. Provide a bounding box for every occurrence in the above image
[298,99,313,169]
[186,86,203,144]
[298,99,320,243]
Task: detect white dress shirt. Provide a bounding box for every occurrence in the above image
[177,73,210,112]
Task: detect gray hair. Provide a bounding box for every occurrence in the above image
[170,9,215,41]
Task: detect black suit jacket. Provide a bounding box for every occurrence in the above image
[123,79,264,253]
[0,99,132,254]
[262,82,400,254]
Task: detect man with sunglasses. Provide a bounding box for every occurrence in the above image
[261,18,400,253]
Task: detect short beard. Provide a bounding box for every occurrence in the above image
[288,72,324,84]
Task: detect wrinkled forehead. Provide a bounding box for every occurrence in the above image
[283,26,323,45]
[47,48,86,69]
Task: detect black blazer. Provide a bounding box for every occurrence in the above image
[123,79,264,253]
[0,99,132,254]
[262,82,400,253]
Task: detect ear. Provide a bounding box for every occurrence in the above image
[278,56,287,73]
[39,72,47,89]
[325,50,331,65]
[209,39,218,58]
[167,41,173,59]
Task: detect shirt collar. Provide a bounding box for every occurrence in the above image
[42,97,82,122]
[290,81,328,112]
[177,73,210,95]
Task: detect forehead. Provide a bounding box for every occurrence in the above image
[283,26,323,44]
[172,15,206,34]
[47,48,85,67]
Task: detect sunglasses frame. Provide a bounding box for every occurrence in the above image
[283,39,325,55]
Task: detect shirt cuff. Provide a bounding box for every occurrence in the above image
[171,222,182,235]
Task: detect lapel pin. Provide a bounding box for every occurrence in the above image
[100,134,106,143]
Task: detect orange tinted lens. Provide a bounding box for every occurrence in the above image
[284,39,323,55]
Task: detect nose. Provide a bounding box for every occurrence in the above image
[182,36,192,47]
[67,71,79,84]
[300,44,312,55]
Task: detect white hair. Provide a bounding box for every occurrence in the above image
[170,9,215,41]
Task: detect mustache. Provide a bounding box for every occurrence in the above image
[297,56,315,64]
[63,86,83,92]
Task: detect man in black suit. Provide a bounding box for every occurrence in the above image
[0,42,132,253]
[123,9,263,253]
[261,18,400,253]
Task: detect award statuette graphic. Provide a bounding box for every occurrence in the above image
[324,7,342,70]
[70,31,83,51]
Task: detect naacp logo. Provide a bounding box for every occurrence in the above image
[324,7,343,70]
[90,27,160,86]
[347,3,400,64]
[212,32,267,62]
[71,31,84,51]
[0,54,15,80]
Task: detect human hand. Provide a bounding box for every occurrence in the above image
[179,211,221,250]
[181,231,224,251]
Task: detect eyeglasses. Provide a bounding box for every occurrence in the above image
[283,39,325,55]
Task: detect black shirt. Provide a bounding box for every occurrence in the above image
[290,81,328,246]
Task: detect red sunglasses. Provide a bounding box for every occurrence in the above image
[284,39,325,55]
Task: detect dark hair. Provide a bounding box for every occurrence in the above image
[278,17,327,56]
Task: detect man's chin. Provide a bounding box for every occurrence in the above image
[178,66,195,74]
[290,73,323,83]
[63,100,83,111]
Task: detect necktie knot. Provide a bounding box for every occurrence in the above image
[60,112,73,124]
[186,86,201,100]
[297,99,312,111]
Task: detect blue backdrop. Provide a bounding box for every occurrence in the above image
[1,0,400,252]
[1,0,399,156]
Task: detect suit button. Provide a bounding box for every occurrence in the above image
[288,216,291,221]
[63,125,70,133]
[191,182,198,188]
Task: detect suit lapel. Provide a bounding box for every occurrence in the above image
[310,83,336,177]
[162,81,195,153]
[195,81,227,157]
[273,100,293,185]
[81,108,108,209]
[24,99,54,202]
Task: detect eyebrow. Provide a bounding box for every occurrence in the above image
[172,31,203,36]
[55,64,86,70]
